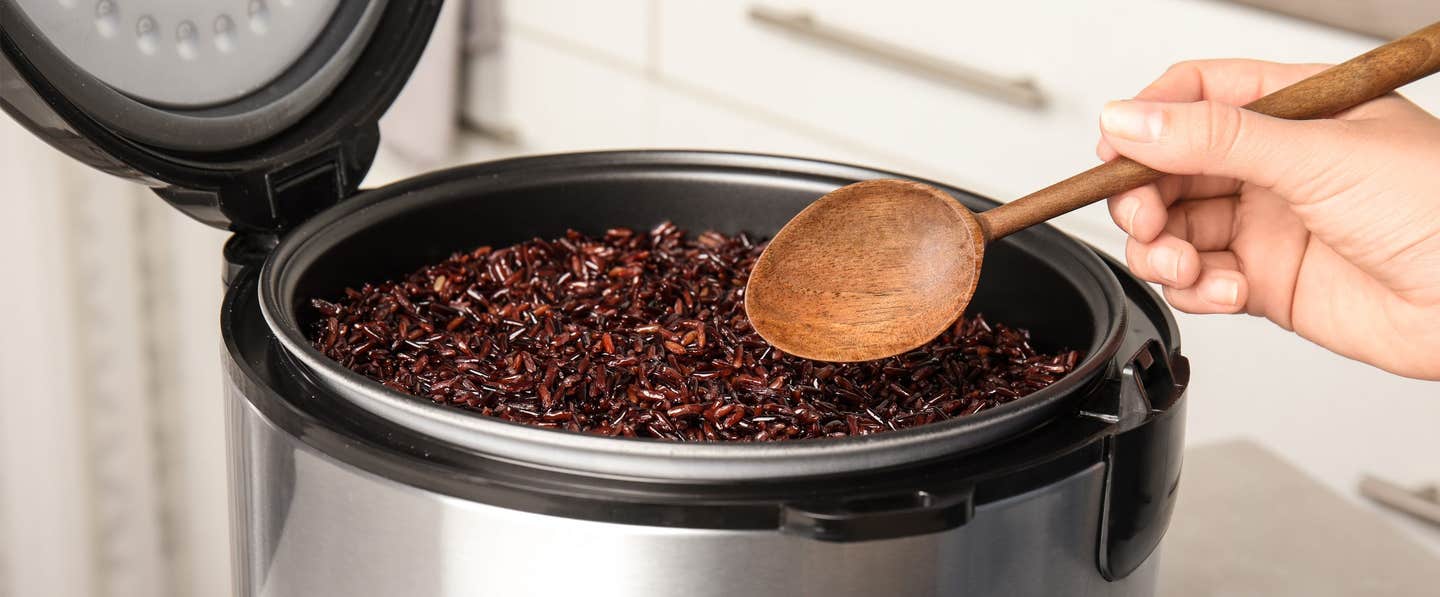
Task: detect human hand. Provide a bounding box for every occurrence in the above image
[1096,59,1440,380]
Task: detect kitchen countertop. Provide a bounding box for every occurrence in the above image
[1163,439,1440,596]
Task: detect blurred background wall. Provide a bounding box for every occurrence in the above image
[2,1,1438,596]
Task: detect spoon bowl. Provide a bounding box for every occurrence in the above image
[744,180,984,362]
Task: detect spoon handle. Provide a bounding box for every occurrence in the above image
[976,19,1440,242]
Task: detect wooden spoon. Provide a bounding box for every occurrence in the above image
[746,20,1440,362]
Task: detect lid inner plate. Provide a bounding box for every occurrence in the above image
[14,0,340,108]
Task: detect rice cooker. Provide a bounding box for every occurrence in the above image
[0,2,1189,595]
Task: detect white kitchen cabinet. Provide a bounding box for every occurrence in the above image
[480,32,888,168]
[502,0,653,68]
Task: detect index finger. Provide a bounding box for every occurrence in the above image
[1133,59,1332,105]
[1096,59,1332,170]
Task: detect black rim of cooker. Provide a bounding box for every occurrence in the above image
[256,151,1131,482]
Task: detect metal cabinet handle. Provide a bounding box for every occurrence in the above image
[748,5,1046,109]
[1359,475,1440,527]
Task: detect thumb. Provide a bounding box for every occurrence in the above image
[1099,99,1355,194]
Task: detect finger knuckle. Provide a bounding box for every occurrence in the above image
[1161,61,1190,78]
[1317,117,1359,143]
[1197,101,1245,161]
[1160,286,1191,308]
[1167,59,1212,75]
[1174,204,1200,244]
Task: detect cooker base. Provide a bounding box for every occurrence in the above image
[225,381,1162,597]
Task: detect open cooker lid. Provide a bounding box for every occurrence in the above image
[0,0,441,233]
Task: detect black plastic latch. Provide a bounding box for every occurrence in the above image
[222,233,279,287]
[1096,340,1188,580]
[1080,340,1184,432]
[781,484,974,542]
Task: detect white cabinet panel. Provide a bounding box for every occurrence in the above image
[502,0,652,68]
[0,117,94,597]
[493,32,886,167]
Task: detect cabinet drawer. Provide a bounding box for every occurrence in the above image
[659,1,1082,200]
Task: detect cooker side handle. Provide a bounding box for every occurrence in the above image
[780,483,975,542]
[1095,340,1190,580]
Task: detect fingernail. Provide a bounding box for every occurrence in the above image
[1117,195,1140,234]
[1147,245,1180,283]
[1101,101,1164,142]
[1201,276,1241,306]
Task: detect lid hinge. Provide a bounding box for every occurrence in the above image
[240,139,371,233]
[156,125,380,234]
[266,155,350,229]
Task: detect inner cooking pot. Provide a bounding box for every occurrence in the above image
[260,151,1126,481]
